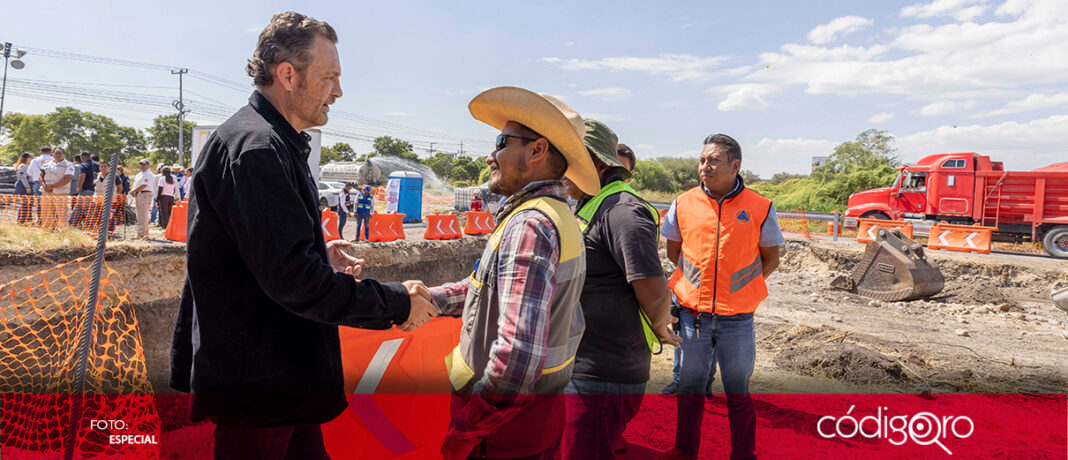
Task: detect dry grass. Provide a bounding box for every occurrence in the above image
[0,224,94,251]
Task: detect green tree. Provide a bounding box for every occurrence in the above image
[657,157,700,191]
[320,144,340,164]
[0,113,51,164]
[423,152,454,180]
[478,165,492,184]
[632,159,676,192]
[46,107,127,158]
[145,114,195,166]
[739,169,762,184]
[449,156,483,182]
[372,136,419,161]
[333,142,357,162]
[770,172,807,185]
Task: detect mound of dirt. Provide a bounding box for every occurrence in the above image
[766,325,908,385]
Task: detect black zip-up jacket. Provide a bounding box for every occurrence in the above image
[170,91,411,426]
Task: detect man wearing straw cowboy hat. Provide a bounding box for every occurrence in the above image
[421,86,599,459]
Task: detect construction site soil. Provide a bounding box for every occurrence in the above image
[3,234,1065,397]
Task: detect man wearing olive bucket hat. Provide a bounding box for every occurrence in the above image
[419,86,599,459]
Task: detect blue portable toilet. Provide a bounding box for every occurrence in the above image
[387,171,423,223]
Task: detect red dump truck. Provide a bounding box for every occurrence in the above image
[845,152,1068,258]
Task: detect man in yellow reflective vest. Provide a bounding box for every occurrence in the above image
[423,86,598,460]
[657,134,783,460]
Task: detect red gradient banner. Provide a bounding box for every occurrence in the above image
[2,393,1064,459]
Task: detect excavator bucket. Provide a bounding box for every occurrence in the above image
[1053,285,1068,313]
[831,228,944,302]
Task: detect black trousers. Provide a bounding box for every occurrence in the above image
[213,423,329,460]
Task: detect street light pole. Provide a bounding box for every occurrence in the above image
[0,42,27,135]
[171,68,189,166]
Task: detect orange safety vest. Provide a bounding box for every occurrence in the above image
[668,186,772,315]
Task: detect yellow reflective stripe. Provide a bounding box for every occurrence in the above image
[445,345,475,391]
[469,271,483,289]
[490,197,584,262]
[542,354,575,375]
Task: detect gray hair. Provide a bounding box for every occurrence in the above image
[246,12,338,87]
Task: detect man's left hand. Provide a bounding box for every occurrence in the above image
[327,239,363,277]
[441,433,480,460]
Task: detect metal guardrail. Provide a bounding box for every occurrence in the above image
[778,210,843,241]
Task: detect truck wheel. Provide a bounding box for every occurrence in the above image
[861,211,891,220]
[319,197,328,207]
[1042,225,1068,259]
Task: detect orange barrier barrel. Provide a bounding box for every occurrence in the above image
[164,201,188,242]
[424,213,462,240]
[927,222,994,254]
[323,317,462,459]
[856,218,913,243]
[322,209,341,242]
[462,211,494,235]
[369,212,406,242]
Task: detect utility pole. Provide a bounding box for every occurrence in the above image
[171,68,189,166]
[428,142,436,156]
[0,43,28,135]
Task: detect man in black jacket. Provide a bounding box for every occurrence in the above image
[170,12,437,459]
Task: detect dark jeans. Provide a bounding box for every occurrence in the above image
[676,309,756,459]
[561,378,645,460]
[355,213,371,241]
[213,423,329,460]
[158,195,175,230]
[336,207,348,235]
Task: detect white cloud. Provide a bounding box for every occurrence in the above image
[984,92,1068,116]
[868,112,895,123]
[901,0,989,22]
[896,114,1068,169]
[714,85,774,111]
[384,111,413,117]
[565,41,575,47]
[541,54,729,82]
[746,138,840,176]
[576,87,633,101]
[807,16,874,45]
[732,1,1068,98]
[918,100,976,116]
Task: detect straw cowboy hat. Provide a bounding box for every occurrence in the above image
[469,86,600,196]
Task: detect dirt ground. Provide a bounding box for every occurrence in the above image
[644,237,1068,395]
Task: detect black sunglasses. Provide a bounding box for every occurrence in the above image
[495,133,540,151]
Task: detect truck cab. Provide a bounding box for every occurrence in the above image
[846,152,1000,223]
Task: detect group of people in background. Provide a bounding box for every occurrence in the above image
[11,145,194,238]
[335,182,374,240]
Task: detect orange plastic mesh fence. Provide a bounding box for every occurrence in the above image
[777,209,817,240]
[0,194,127,235]
[0,256,160,458]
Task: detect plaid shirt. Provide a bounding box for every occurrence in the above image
[430,180,566,443]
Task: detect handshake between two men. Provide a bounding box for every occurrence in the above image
[327,240,440,332]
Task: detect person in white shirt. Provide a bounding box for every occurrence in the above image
[336,183,351,236]
[26,146,52,196]
[131,159,156,238]
[40,148,75,229]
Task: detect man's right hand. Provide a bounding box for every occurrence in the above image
[399,280,437,332]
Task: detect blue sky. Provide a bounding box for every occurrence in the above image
[2,0,1065,177]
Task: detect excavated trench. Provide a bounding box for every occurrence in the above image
[0,238,487,393]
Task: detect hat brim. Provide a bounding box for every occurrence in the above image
[469,87,600,196]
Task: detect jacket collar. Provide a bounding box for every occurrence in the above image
[495,180,567,221]
[701,175,745,203]
[249,91,313,160]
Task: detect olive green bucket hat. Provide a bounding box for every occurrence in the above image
[583,118,631,180]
